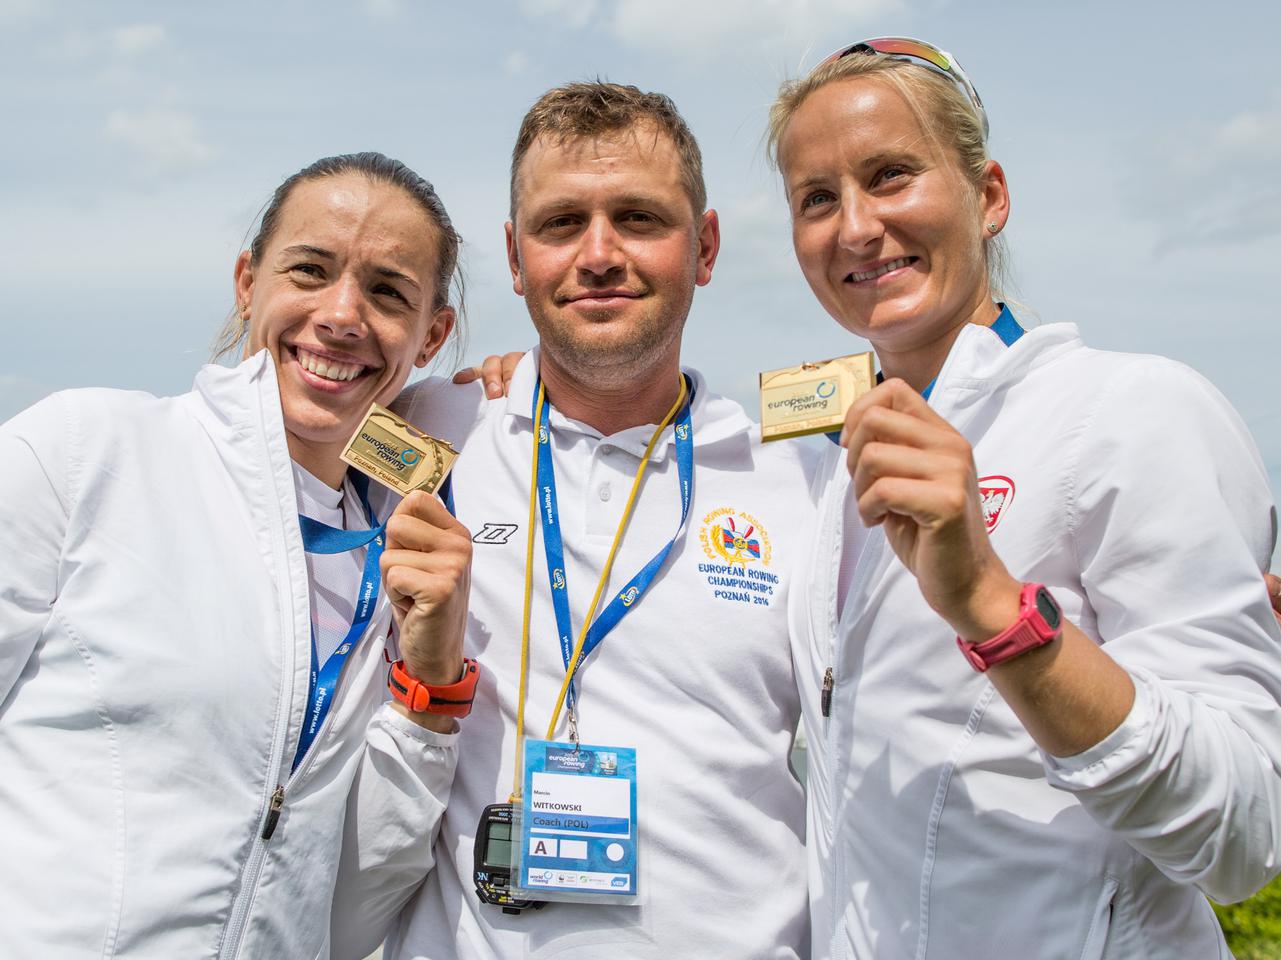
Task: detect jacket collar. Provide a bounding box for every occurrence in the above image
[928,319,1082,423]
[187,348,281,445]
[184,349,298,532]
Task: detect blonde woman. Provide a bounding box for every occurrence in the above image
[770,38,1281,959]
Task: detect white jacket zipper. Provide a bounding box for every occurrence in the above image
[219,600,387,959]
[827,491,885,960]
[218,384,307,960]
[218,638,298,957]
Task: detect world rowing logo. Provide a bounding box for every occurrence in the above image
[698,507,772,567]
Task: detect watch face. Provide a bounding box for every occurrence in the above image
[1035,588,1062,629]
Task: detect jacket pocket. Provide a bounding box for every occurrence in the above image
[1078,874,1120,960]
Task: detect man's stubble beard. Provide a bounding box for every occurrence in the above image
[524,283,694,393]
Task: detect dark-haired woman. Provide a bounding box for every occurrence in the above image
[0,153,472,958]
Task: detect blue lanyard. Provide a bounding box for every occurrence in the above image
[987,303,1025,350]
[825,306,1025,443]
[439,472,456,518]
[292,473,385,770]
[533,376,696,709]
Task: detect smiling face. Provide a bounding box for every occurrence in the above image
[236,173,453,480]
[779,76,1007,366]
[506,125,719,387]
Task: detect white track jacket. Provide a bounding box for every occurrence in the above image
[0,353,457,959]
[792,321,1281,960]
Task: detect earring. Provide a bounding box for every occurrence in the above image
[986,222,999,234]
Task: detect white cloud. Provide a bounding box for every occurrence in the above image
[520,0,900,56]
[1128,91,1281,250]
[110,23,167,57]
[38,29,98,62]
[505,50,530,76]
[38,22,167,64]
[717,188,797,282]
[519,0,598,31]
[0,0,40,23]
[104,106,214,177]
[361,0,405,19]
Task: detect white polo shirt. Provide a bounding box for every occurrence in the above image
[379,351,818,960]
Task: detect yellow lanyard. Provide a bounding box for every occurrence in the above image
[510,376,688,802]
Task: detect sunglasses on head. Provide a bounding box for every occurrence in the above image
[819,36,989,142]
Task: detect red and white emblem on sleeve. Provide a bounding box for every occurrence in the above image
[977,475,1015,532]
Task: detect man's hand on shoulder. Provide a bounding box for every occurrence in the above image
[453,352,525,399]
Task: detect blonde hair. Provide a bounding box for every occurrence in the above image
[767,52,1009,298]
[509,81,707,221]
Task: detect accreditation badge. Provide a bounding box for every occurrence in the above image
[340,402,459,496]
[758,352,876,441]
[513,739,640,904]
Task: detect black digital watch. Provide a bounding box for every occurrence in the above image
[474,803,544,915]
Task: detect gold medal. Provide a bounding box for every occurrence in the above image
[340,402,459,496]
[759,352,876,441]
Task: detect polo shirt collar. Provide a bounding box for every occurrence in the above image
[503,348,754,459]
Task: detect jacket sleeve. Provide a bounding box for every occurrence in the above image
[329,702,459,960]
[1040,357,1281,904]
[0,396,70,706]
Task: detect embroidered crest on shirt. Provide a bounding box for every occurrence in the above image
[977,475,1015,532]
[697,507,777,607]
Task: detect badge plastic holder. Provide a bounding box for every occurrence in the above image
[510,739,641,906]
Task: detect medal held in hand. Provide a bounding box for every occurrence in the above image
[340,402,459,495]
[759,352,876,441]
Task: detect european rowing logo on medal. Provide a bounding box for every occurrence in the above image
[697,507,778,608]
[977,475,1015,532]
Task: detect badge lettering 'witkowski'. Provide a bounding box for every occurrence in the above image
[977,475,1015,532]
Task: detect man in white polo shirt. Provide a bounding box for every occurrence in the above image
[330,82,816,959]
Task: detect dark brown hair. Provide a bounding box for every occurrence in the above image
[213,151,465,360]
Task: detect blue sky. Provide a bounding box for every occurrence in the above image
[3,0,1278,558]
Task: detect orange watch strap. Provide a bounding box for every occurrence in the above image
[388,658,481,717]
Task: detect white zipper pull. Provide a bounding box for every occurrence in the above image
[261,784,285,840]
[821,667,834,718]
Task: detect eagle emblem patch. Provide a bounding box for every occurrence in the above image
[977,475,1015,532]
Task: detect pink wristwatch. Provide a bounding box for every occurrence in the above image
[956,582,1063,672]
